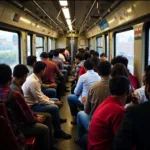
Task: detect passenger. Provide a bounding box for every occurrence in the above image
[48,51,56,64]
[59,48,68,64]
[64,47,71,63]
[26,56,37,75]
[68,59,100,125]
[92,51,99,58]
[10,64,54,150]
[40,52,65,98]
[0,64,50,150]
[88,76,130,150]
[113,71,150,150]
[75,61,111,146]
[111,55,138,89]
[22,61,71,139]
[91,56,100,72]
[27,54,57,98]
[100,53,107,62]
[78,52,91,77]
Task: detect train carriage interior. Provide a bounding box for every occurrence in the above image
[1,0,150,150]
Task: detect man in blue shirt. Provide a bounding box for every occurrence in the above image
[67,59,101,124]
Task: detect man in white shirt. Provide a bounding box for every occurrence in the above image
[67,59,101,124]
[22,61,71,139]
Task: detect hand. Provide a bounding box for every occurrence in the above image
[54,101,63,107]
[131,93,139,104]
[49,83,57,88]
[81,97,87,105]
[36,114,46,123]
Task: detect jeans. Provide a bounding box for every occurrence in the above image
[19,123,50,150]
[77,111,90,138]
[81,134,88,150]
[61,69,68,83]
[31,99,61,133]
[42,88,56,98]
[67,94,82,116]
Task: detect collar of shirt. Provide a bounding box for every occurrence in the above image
[100,76,111,81]
[42,58,49,62]
[108,96,124,107]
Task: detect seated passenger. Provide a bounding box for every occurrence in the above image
[64,47,71,63]
[0,64,51,150]
[67,59,100,124]
[113,71,150,150]
[78,52,91,77]
[48,51,56,64]
[75,61,111,146]
[10,64,54,149]
[88,76,130,150]
[40,52,65,98]
[27,55,57,98]
[111,55,138,89]
[22,61,71,139]
[100,53,107,62]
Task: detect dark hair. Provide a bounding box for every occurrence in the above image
[84,59,94,70]
[48,51,54,59]
[111,63,128,78]
[84,52,91,60]
[98,61,111,76]
[66,47,68,49]
[93,51,99,57]
[145,72,150,85]
[145,65,150,73]
[53,50,59,57]
[90,50,95,55]
[75,53,84,61]
[40,52,48,58]
[27,56,37,66]
[91,56,100,72]
[100,53,106,57]
[13,65,29,78]
[111,55,128,68]
[60,48,65,53]
[33,61,46,73]
[109,76,130,96]
[0,64,12,84]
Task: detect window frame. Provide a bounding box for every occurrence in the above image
[0,28,21,64]
[105,34,109,57]
[27,34,32,56]
[48,37,52,52]
[96,36,103,53]
[36,36,44,50]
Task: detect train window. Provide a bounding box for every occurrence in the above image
[96,37,102,54]
[49,38,52,52]
[88,39,91,50]
[0,30,19,69]
[27,35,32,56]
[105,35,109,57]
[36,36,44,61]
[115,29,134,74]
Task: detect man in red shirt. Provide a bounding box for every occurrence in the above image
[88,76,130,150]
[40,52,65,99]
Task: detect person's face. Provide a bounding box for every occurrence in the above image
[100,56,107,62]
[142,71,146,84]
[75,58,80,63]
[20,74,27,85]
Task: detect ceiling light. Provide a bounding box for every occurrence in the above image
[66,19,71,26]
[59,0,68,7]
[20,17,31,24]
[62,7,70,19]
[68,25,72,31]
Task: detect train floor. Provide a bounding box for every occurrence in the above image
[54,81,81,150]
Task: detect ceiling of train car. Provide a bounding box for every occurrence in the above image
[16,0,116,34]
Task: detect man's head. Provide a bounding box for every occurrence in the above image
[13,65,29,85]
[48,51,54,59]
[84,52,91,60]
[0,64,12,85]
[100,53,107,62]
[53,50,59,57]
[40,52,48,60]
[75,53,84,63]
[33,61,46,77]
[66,47,68,50]
[84,59,94,70]
[109,76,130,98]
[142,65,150,84]
[92,51,99,58]
[27,56,37,67]
[97,61,111,77]
[111,55,128,68]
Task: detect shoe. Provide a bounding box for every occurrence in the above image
[74,138,82,148]
[71,120,77,125]
[54,130,72,139]
[60,118,67,123]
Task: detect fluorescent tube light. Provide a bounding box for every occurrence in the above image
[68,25,72,31]
[20,17,31,24]
[59,0,68,7]
[62,7,70,19]
[66,19,71,26]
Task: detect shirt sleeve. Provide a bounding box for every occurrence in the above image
[54,63,61,76]
[84,86,92,114]
[74,76,83,96]
[13,92,37,125]
[113,110,135,150]
[29,81,54,104]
